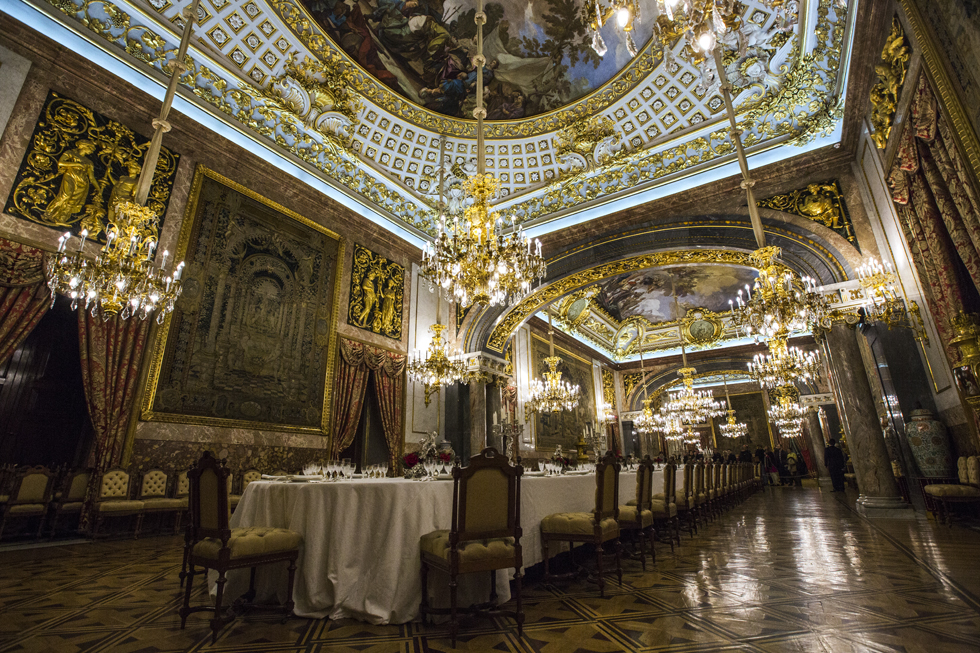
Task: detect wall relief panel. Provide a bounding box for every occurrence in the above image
[347,243,404,340]
[3,91,179,240]
[530,334,595,453]
[142,166,343,434]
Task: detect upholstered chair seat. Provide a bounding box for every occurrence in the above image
[97,500,145,513]
[93,468,143,537]
[420,530,515,563]
[924,457,980,527]
[8,503,46,515]
[142,497,188,510]
[924,485,980,498]
[192,526,303,560]
[1,466,54,540]
[617,506,654,528]
[650,500,677,518]
[541,513,619,538]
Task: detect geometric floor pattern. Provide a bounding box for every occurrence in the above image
[2,484,980,652]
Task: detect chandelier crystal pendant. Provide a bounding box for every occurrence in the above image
[747,336,822,389]
[526,311,581,414]
[729,246,829,345]
[419,2,546,308]
[47,1,200,321]
[407,323,466,405]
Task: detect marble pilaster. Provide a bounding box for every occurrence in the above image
[805,408,832,487]
[824,325,913,518]
[469,379,487,457]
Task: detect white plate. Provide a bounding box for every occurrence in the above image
[525,470,546,476]
[261,474,287,480]
[289,475,322,482]
[564,470,590,475]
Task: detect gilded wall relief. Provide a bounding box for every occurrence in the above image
[3,91,178,240]
[869,16,911,149]
[142,167,343,434]
[348,243,404,340]
[530,333,595,452]
[756,179,857,248]
[456,303,472,331]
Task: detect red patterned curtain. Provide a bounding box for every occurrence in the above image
[77,310,150,527]
[889,75,980,361]
[331,339,371,457]
[0,238,50,367]
[365,346,406,467]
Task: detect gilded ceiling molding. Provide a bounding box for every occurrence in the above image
[756,179,857,248]
[900,0,980,188]
[485,249,771,353]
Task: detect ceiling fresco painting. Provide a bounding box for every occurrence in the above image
[299,0,655,119]
[595,264,760,323]
[27,0,854,238]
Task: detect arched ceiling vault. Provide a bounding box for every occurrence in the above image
[465,213,857,356]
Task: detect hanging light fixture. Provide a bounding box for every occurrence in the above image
[585,0,642,57]
[632,337,657,435]
[660,310,725,425]
[47,0,198,321]
[718,375,748,439]
[747,336,822,390]
[526,311,581,414]
[420,2,546,308]
[768,385,805,437]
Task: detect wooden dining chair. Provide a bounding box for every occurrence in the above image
[618,456,656,569]
[419,447,524,648]
[48,468,92,538]
[179,451,302,644]
[540,451,622,597]
[0,466,54,540]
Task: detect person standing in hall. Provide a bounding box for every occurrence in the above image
[738,444,753,462]
[824,438,847,492]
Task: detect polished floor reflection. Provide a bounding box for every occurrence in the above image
[1,485,979,652]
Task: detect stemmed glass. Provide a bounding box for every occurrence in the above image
[341,459,352,480]
[381,461,389,478]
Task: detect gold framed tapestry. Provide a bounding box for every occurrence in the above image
[141,166,344,434]
[530,334,596,452]
[347,243,404,340]
[3,91,179,240]
[713,391,772,450]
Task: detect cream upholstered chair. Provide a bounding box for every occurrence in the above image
[92,468,143,537]
[541,451,622,597]
[138,468,184,537]
[180,451,301,644]
[0,466,54,540]
[419,447,524,648]
[618,457,656,569]
[48,469,92,537]
[694,463,709,525]
[674,464,697,537]
[241,469,261,493]
[924,456,980,526]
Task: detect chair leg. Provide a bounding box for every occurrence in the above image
[513,568,524,639]
[489,570,498,605]
[595,541,605,598]
[134,512,143,539]
[179,526,192,588]
[647,526,656,565]
[179,562,195,629]
[211,568,227,644]
[615,539,623,587]
[542,537,551,581]
[419,558,429,623]
[284,557,296,620]
[449,572,458,648]
[49,511,60,540]
[637,526,647,571]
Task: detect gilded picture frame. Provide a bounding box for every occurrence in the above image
[140,166,345,436]
[529,333,596,453]
[682,308,724,347]
[347,243,405,340]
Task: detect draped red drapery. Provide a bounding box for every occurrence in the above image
[331,338,406,466]
[0,237,50,367]
[77,309,150,527]
[889,75,980,362]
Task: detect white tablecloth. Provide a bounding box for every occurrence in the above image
[222,466,680,624]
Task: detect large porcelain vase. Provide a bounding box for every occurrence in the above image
[904,409,955,477]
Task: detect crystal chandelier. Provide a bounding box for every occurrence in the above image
[585,0,642,57]
[407,323,465,406]
[633,397,658,435]
[683,426,702,446]
[856,257,906,325]
[526,312,580,414]
[662,367,726,424]
[654,411,685,442]
[718,376,748,439]
[420,2,546,308]
[747,336,822,390]
[730,247,829,345]
[768,386,805,437]
[47,1,200,320]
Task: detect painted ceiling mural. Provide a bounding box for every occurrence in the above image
[594,264,760,323]
[32,0,852,238]
[299,0,654,119]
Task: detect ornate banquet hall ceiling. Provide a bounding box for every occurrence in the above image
[16,0,855,243]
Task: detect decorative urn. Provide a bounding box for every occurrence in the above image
[904,409,954,478]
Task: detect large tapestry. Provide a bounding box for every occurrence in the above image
[3,91,178,241]
[531,334,595,452]
[347,243,404,340]
[142,167,343,433]
[298,0,656,119]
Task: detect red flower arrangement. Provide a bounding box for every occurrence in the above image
[439,452,452,463]
[403,452,419,469]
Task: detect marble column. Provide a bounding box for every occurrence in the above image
[824,325,913,518]
[469,379,487,458]
[805,407,831,487]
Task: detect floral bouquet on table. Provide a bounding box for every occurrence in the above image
[403,452,420,470]
[550,445,571,473]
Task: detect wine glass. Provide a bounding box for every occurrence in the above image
[341,458,351,480]
[381,461,389,478]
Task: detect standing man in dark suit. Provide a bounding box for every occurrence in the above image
[824,438,847,492]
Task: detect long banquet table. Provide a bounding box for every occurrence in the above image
[221,466,683,624]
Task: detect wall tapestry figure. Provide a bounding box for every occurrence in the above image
[299,0,655,119]
[530,334,595,452]
[142,167,343,433]
[4,91,179,240]
[348,243,404,340]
